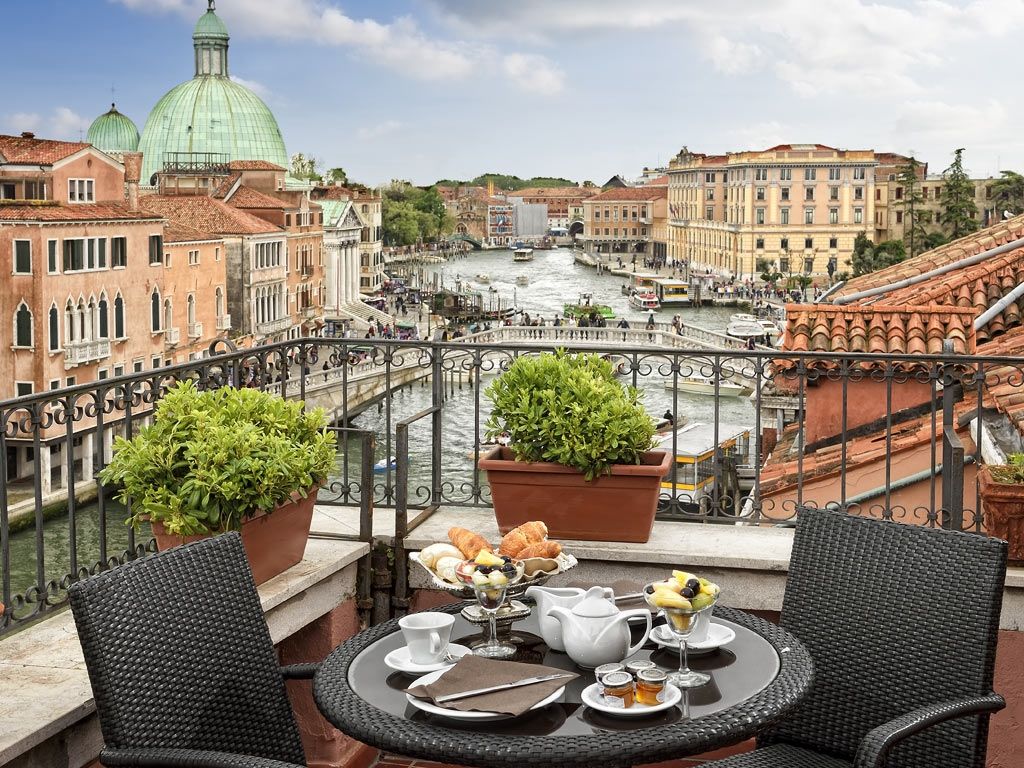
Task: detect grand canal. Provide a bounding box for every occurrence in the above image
[7,249,755,606]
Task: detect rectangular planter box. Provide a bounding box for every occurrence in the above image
[479,447,671,543]
[979,466,1024,563]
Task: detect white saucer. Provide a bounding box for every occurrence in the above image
[405,667,566,721]
[581,681,681,716]
[650,622,736,654]
[384,644,472,674]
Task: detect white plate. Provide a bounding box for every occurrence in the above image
[405,667,567,721]
[580,681,682,716]
[384,644,472,674]
[650,622,736,653]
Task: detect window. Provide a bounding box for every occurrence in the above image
[149,235,163,265]
[854,207,863,224]
[829,208,839,224]
[780,238,789,252]
[187,294,196,326]
[111,237,127,268]
[66,376,76,387]
[804,168,816,181]
[755,168,768,181]
[164,299,172,332]
[188,249,199,266]
[704,172,716,183]
[780,168,792,181]
[47,240,57,273]
[853,167,866,180]
[0,182,15,199]
[896,211,904,224]
[13,240,31,273]
[285,214,292,226]
[804,237,814,249]
[705,206,713,220]
[68,179,95,203]
[854,186,864,201]
[805,187,815,201]
[781,187,790,202]
[114,364,124,378]
[151,290,161,332]
[875,188,881,201]
[829,236,839,249]
[152,355,162,370]
[48,304,59,351]
[804,208,814,224]
[779,256,790,272]
[780,208,790,225]
[14,301,32,347]
[895,187,904,200]
[804,257,815,273]
[98,368,108,380]
[98,296,108,339]
[829,168,841,181]
[114,295,125,339]
[63,239,84,271]
[934,185,942,197]
[829,186,839,201]
[16,382,33,397]
[163,251,171,268]
[50,379,60,390]
[215,246,221,262]
[705,189,714,201]
[756,187,765,201]
[756,237,765,249]
[133,360,143,373]
[756,208,765,225]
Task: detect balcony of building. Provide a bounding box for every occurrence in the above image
[216,313,233,331]
[257,316,293,336]
[163,326,181,347]
[187,322,203,339]
[63,339,111,368]
[2,336,1023,768]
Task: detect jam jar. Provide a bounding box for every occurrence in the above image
[600,671,635,708]
[635,668,668,706]
[625,660,656,680]
[594,663,625,680]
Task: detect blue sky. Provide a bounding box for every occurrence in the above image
[2,0,1022,185]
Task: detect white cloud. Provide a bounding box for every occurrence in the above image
[702,36,761,76]
[2,108,87,141]
[230,75,269,98]
[502,54,565,95]
[357,120,403,141]
[727,121,790,152]
[2,112,42,135]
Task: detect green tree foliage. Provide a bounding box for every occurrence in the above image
[896,157,927,257]
[940,148,979,238]
[434,174,577,191]
[756,257,783,285]
[324,167,348,185]
[381,182,453,245]
[923,231,949,250]
[289,152,322,182]
[848,233,907,277]
[991,171,1024,216]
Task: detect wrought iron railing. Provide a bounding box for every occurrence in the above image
[1,334,1019,636]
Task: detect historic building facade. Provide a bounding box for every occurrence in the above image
[581,187,667,257]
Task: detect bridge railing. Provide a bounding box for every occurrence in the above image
[2,335,1010,637]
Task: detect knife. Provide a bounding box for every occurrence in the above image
[434,673,574,703]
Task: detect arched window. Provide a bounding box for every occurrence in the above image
[14,302,32,348]
[98,294,109,339]
[163,299,172,331]
[86,296,96,342]
[77,298,88,342]
[187,293,196,325]
[114,294,125,339]
[65,300,75,344]
[48,304,59,351]
[215,287,224,317]
[151,289,161,332]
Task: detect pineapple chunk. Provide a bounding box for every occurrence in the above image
[475,550,505,567]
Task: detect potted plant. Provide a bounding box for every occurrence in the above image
[99,381,337,584]
[979,453,1024,562]
[478,351,670,542]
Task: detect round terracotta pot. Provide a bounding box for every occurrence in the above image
[979,466,1024,563]
[478,447,671,543]
[149,486,318,585]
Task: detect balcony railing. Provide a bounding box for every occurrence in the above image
[63,339,111,367]
[301,264,315,278]
[187,322,203,339]
[216,314,232,331]
[164,327,180,346]
[256,316,293,335]
[1,334,1016,637]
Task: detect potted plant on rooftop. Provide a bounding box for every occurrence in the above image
[99,381,337,584]
[979,453,1024,563]
[478,351,670,543]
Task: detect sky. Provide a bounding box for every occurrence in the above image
[1,0,1023,186]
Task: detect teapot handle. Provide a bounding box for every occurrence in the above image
[620,608,652,658]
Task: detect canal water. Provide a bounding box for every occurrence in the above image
[7,249,753,604]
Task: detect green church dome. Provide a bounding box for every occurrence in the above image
[87,104,140,155]
[137,0,288,183]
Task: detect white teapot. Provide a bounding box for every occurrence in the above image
[525,585,614,652]
[546,586,652,668]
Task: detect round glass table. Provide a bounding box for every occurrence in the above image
[313,603,812,768]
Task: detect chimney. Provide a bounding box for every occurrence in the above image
[122,152,143,211]
[20,132,35,139]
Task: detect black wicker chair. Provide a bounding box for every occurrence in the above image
[68,532,311,768]
[705,508,1007,768]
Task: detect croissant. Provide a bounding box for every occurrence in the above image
[448,527,492,559]
[518,541,562,559]
[518,521,548,543]
[498,521,548,556]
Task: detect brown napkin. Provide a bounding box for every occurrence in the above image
[405,654,577,716]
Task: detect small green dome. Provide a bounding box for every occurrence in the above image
[87,104,140,155]
[194,8,229,40]
[138,77,288,182]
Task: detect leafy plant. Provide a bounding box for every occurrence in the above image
[99,381,337,536]
[991,454,1024,484]
[484,351,656,481]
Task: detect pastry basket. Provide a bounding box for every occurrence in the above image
[409,550,578,600]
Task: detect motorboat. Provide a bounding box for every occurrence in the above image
[664,375,752,398]
[563,292,614,319]
[726,313,779,344]
[474,273,490,284]
[512,247,535,262]
[628,291,661,311]
[516,275,530,286]
[374,456,397,473]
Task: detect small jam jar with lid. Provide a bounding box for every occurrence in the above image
[625,660,656,680]
[594,663,625,681]
[635,668,668,706]
[600,671,635,708]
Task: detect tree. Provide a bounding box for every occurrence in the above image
[848,234,907,277]
[324,167,348,186]
[991,170,1024,217]
[382,200,420,246]
[923,231,949,251]
[896,157,927,258]
[756,257,782,285]
[290,153,322,182]
[940,148,979,238]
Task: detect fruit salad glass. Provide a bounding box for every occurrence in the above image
[644,578,720,688]
[456,555,522,658]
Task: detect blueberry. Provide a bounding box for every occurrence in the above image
[501,555,512,563]
[681,587,696,599]
[685,578,701,593]
[501,563,516,575]
[478,566,493,575]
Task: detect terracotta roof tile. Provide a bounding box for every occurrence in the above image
[163,219,219,243]
[586,187,668,202]
[140,195,280,235]
[0,202,161,222]
[0,134,91,164]
[228,160,286,171]
[212,172,241,198]
[227,185,289,209]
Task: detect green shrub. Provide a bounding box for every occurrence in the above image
[991,453,1024,484]
[99,381,337,535]
[484,351,656,481]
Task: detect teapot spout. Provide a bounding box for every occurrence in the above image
[546,605,574,630]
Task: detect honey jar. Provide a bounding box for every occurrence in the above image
[600,671,635,708]
[636,668,668,706]
[625,660,656,680]
[594,663,625,680]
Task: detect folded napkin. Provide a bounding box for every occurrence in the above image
[405,654,577,716]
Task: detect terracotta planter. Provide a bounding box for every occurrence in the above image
[478,447,672,543]
[979,466,1024,562]
[149,487,318,585]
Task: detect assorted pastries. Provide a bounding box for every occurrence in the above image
[417,521,564,586]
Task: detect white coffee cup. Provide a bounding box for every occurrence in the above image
[398,612,455,664]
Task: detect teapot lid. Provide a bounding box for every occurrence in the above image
[571,585,618,618]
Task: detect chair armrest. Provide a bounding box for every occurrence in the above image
[281,662,319,680]
[100,746,305,767]
[853,692,1005,768]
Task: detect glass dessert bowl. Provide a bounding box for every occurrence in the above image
[455,551,525,658]
[643,571,721,688]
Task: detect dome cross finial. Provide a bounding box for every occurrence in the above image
[208,0,216,10]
